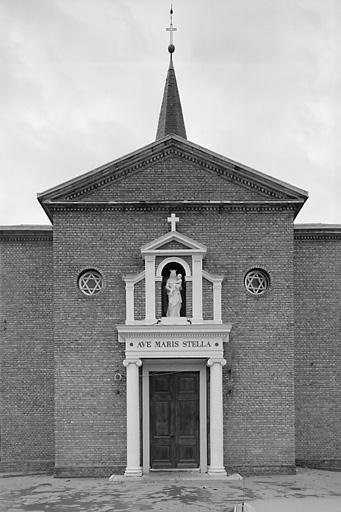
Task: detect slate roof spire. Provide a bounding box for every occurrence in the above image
[155,7,187,140]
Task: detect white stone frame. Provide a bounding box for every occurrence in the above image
[244,268,270,296]
[123,271,145,324]
[117,323,232,477]
[142,359,207,474]
[122,228,225,325]
[202,270,224,323]
[155,257,192,281]
[141,229,207,324]
[156,256,192,321]
[78,269,104,296]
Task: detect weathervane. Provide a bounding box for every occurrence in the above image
[166,5,177,53]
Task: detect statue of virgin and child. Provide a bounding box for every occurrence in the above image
[165,270,183,317]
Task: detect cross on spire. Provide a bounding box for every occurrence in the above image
[155,6,187,140]
[167,213,179,232]
[166,5,177,46]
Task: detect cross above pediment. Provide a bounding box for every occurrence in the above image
[167,213,179,232]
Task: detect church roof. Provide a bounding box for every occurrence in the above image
[155,54,187,140]
[38,134,308,221]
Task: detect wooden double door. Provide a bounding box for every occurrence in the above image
[150,371,200,469]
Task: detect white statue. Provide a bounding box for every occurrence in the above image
[165,270,182,317]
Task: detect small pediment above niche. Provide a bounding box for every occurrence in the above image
[159,239,191,251]
[141,216,207,258]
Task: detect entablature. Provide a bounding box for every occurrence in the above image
[117,323,232,359]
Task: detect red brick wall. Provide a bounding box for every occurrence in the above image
[52,206,296,475]
[0,230,54,473]
[294,234,341,469]
[134,280,145,320]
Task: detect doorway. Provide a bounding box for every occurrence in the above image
[142,360,207,473]
[149,371,199,469]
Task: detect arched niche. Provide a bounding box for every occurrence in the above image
[161,261,186,317]
[156,257,191,278]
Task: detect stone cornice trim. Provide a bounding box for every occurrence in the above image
[294,227,341,240]
[202,270,224,284]
[46,200,302,215]
[0,226,53,242]
[295,234,341,240]
[0,234,53,241]
[60,147,287,201]
[38,137,308,208]
[123,271,145,284]
[118,323,232,338]
[117,323,232,359]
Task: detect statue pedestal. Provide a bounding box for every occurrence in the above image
[160,317,189,325]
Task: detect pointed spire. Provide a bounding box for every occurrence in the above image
[155,7,187,140]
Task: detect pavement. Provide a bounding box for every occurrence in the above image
[0,468,340,512]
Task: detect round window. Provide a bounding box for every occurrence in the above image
[244,269,270,296]
[78,269,103,296]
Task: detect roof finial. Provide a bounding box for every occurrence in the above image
[155,5,187,140]
[166,5,177,54]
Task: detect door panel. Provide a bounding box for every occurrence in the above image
[150,373,174,468]
[175,373,199,468]
[150,371,199,469]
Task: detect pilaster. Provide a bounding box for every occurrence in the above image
[213,281,222,323]
[192,255,203,321]
[145,255,156,323]
[125,282,134,324]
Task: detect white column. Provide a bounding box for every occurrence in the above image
[125,282,134,324]
[192,255,203,321]
[213,281,222,323]
[145,255,155,323]
[207,357,227,475]
[123,358,143,476]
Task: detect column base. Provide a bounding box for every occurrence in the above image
[208,466,227,476]
[124,466,143,477]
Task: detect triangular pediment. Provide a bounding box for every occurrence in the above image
[141,230,207,257]
[38,135,308,220]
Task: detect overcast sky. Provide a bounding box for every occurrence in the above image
[1,0,340,225]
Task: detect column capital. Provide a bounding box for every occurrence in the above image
[144,254,156,263]
[123,358,142,368]
[207,357,226,368]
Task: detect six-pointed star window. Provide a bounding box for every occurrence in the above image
[245,270,269,295]
[79,270,103,296]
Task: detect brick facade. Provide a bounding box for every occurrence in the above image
[1,143,340,477]
[71,155,268,203]
[0,228,54,473]
[48,202,297,475]
[294,227,341,470]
